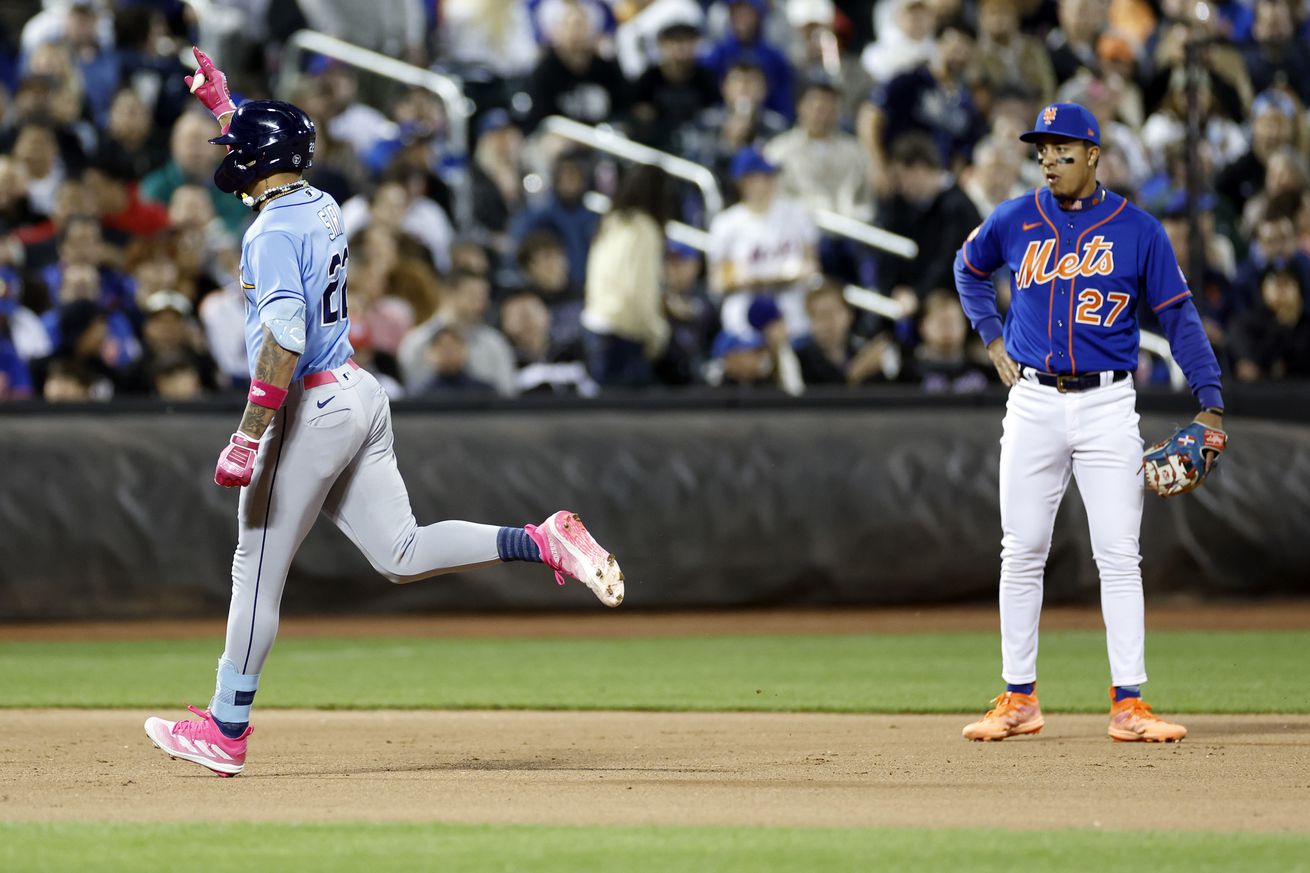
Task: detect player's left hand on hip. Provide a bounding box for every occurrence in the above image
[214,432,260,488]
[986,338,1020,387]
[185,46,235,121]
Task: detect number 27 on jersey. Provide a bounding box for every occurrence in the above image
[1075,289,1130,327]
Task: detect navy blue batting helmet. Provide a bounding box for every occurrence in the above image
[209,100,315,194]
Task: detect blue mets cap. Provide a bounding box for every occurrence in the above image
[1019,102,1100,147]
[711,331,764,359]
[747,295,783,330]
[730,146,778,181]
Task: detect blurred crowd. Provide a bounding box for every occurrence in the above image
[1,0,1309,403]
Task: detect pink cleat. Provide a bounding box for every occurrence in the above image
[144,705,251,777]
[526,511,625,607]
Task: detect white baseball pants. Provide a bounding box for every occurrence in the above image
[997,374,1148,687]
[222,363,502,676]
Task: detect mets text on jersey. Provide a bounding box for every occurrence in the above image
[1015,237,1114,289]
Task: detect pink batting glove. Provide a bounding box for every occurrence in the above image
[214,432,260,488]
[185,46,236,123]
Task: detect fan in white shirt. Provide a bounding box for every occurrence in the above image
[706,147,820,339]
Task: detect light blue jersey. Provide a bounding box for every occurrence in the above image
[239,185,353,381]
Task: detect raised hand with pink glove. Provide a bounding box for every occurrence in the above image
[185,46,236,130]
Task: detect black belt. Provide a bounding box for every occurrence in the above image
[1020,366,1130,393]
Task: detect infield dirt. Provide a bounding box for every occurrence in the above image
[3,709,1309,831]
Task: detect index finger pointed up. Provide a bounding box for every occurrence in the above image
[192,46,214,72]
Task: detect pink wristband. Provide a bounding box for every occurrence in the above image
[248,379,287,409]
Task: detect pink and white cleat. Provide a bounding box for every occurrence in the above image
[526,511,625,607]
[144,705,251,777]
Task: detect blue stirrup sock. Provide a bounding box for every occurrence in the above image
[1114,685,1142,701]
[497,526,544,563]
[1006,682,1036,695]
[210,658,260,738]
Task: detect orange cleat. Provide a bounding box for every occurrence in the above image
[1107,688,1187,742]
[963,689,1045,741]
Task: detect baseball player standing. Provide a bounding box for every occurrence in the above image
[952,103,1228,742]
[144,50,624,777]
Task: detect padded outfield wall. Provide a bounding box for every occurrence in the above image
[1,388,1307,619]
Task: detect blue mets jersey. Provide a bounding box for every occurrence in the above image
[953,186,1224,408]
[239,185,353,381]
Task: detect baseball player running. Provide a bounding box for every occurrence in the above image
[145,50,624,777]
[952,103,1227,742]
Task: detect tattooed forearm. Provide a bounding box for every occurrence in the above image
[238,403,276,439]
[239,324,301,439]
[254,324,298,384]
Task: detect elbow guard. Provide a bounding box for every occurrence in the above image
[261,297,308,354]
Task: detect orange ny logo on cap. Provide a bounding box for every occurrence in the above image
[1043,105,1058,125]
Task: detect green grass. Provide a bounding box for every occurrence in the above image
[2,822,1308,873]
[1,631,1306,713]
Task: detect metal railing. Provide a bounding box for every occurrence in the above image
[543,117,921,261]
[664,221,710,253]
[542,116,724,218]
[841,285,906,320]
[814,208,917,260]
[586,193,909,324]
[1140,331,1187,390]
[277,30,472,227]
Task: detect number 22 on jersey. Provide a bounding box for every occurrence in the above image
[318,205,348,326]
[1075,289,1130,327]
